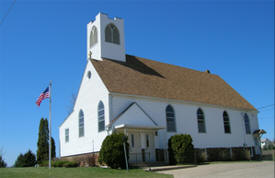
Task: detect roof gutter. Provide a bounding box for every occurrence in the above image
[109,92,258,113]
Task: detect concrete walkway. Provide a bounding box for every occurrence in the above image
[157,161,274,178]
[144,164,196,171]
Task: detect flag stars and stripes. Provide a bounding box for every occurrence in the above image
[36,86,50,106]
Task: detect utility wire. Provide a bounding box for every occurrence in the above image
[0,0,16,27]
[257,104,274,110]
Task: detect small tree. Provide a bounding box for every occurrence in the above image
[99,133,129,169]
[14,154,24,167]
[51,137,56,159]
[37,118,49,164]
[37,118,56,163]
[14,150,36,167]
[0,155,7,168]
[24,150,36,167]
[168,134,194,164]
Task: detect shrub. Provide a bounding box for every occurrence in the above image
[168,139,176,165]
[14,150,36,167]
[63,161,78,168]
[40,160,78,167]
[99,133,129,169]
[39,160,54,167]
[0,155,7,168]
[53,160,67,167]
[168,134,194,164]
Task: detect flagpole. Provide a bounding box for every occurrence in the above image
[49,81,52,169]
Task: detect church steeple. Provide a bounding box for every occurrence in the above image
[87,13,126,62]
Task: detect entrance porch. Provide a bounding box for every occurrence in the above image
[115,124,168,165]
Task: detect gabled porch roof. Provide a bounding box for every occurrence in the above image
[110,102,164,130]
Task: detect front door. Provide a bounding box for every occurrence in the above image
[141,149,145,162]
[128,130,156,163]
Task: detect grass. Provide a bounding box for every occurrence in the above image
[0,167,173,178]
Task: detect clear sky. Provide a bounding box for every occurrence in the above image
[0,0,274,166]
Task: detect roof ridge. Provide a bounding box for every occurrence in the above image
[126,54,216,76]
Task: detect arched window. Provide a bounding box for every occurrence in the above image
[197,108,206,133]
[98,101,105,132]
[223,111,231,133]
[90,26,98,48]
[244,113,251,134]
[79,110,84,137]
[105,23,120,44]
[166,105,176,132]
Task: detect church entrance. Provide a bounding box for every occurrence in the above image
[115,126,158,164]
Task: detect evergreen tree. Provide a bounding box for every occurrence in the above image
[14,150,36,167]
[0,155,7,168]
[37,118,49,164]
[37,118,56,164]
[51,137,56,159]
[14,154,25,167]
[24,150,36,167]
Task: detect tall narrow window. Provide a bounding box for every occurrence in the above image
[244,113,251,134]
[65,128,69,143]
[79,110,84,137]
[98,101,105,132]
[166,105,176,132]
[105,24,120,44]
[197,108,206,133]
[90,26,98,48]
[146,134,149,148]
[131,134,135,148]
[223,111,231,133]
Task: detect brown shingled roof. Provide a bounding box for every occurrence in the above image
[91,55,256,111]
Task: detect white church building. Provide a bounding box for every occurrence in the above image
[59,13,262,164]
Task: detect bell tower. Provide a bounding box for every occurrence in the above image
[87,13,126,62]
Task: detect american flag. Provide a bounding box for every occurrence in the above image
[36,86,50,106]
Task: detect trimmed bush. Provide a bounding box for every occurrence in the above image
[41,160,78,167]
[168,138,176,165]
[168,134,194,164]
[39,160,53,167]
[99,133,129,169]
[53,160,67,167]
[63,161,78,168]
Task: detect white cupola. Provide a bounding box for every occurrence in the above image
[87,13,126,62]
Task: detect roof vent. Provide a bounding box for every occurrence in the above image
[205,70,211,74]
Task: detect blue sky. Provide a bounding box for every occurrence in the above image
[0,0,273,166]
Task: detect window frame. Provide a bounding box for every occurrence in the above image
[105,23,120,45]
[98,101,105,132]
[166,105,176,132]
[65,128,69,143]
[223,111,231,134]
[90,26,98,48]
[79,110,84,137]
[197,108,206,133]
[87,71,91,79]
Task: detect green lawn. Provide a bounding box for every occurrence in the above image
[0,167,173,178]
